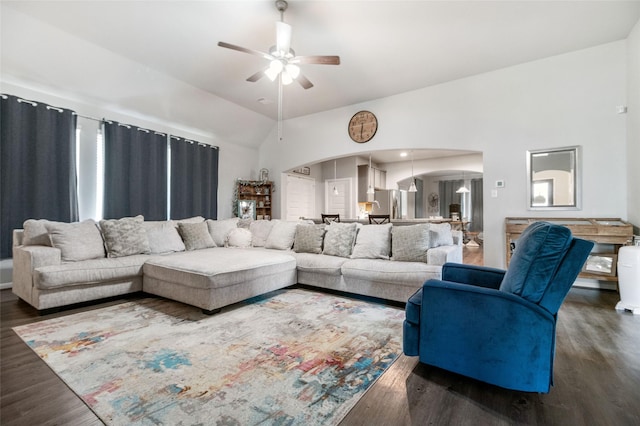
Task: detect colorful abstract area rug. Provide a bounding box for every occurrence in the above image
[13,288,404,425]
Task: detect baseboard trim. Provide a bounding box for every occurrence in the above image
[0,282,12,290]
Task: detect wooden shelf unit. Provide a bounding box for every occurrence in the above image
[505,217,633,282]
[235,180,273,220]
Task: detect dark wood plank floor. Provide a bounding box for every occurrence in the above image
[2,245,639,425]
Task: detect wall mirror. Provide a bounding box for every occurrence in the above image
[526,146,581,210]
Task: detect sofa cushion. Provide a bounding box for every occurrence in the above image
[265,220,298,250]
[34,254,150,289]
[22,219,52,246]
[293,224,326,254]
[143,221,186,254]
[429,223,454,248]
[100,216,150,258]
[391,224,430,262]
[499,221,573,303]
[342,259,442,286]
[249,220,275,247]
[226,228,253,248]
[351,223,391,260]
[290,252,349,276]
[178,222,216,251]
[45,220,105,262]
[323,222,358,258]
[174,216,205,224]
[143,248,296,290]
[206,218,239,247]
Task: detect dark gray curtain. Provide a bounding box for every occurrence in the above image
[470,178,483,232]
[170,137,218,220]
[0,95,78,258]
[439,179,463,218]
[103,122,167,220]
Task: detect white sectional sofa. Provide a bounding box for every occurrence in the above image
[12,216,462,313]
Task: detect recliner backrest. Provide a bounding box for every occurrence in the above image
[538,237,594,314]
[499,222,573,304]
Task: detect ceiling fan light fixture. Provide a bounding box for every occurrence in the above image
[265,60,283,81]
[286,63,300,79]
[281,71,294,85]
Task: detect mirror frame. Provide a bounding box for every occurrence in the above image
[526,145,581,211]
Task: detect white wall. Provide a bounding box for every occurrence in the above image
[260,41,628,269]
[627,20,640,235]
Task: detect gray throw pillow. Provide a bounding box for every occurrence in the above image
[100,215,150,258]
[45,219,106,262]
[323,222,358,258]
[293,224,326,254]
[391,224,430,262]
[22,219,52,246]
[143,221,186,254]
[178,222,216,251]
[429,223,454,247]
[351,223,392,259]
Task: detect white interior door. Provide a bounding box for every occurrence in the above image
[325,178,353,219]
[285,174,316,220]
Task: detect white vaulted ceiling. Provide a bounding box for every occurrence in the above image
[2,1,639,148]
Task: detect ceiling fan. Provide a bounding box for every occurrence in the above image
[217,0,340,90]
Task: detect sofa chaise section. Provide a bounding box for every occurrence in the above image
[143,248,297,313]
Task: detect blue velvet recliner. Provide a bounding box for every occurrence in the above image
[403,221,594,393]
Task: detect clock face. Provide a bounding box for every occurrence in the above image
[348,111,378,143]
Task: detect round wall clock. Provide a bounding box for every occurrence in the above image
[348,110,378,143]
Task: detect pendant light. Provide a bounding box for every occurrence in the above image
[367,155,375,195]
[332,160,339,195]
[408,151,417,192]
[456,171,470,193]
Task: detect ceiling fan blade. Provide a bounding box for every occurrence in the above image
[296,74,314,90]
[291,55,340,65]
[217,41,273,60]
[246,68,268,83]
[275,21,292,56]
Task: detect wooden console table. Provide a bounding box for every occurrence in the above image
[505,218,633,282]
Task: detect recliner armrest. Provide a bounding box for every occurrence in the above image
[441,262,506,289]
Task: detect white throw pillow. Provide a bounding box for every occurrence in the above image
[351,223,392,259]
[143,221,186,254]
[249,220,275,247]
[264,220,298,250]
[429,223,454,247]
[206,218,239,247]
[226,228,253,248]
[45,219,106,261]
[391,224,430,263]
